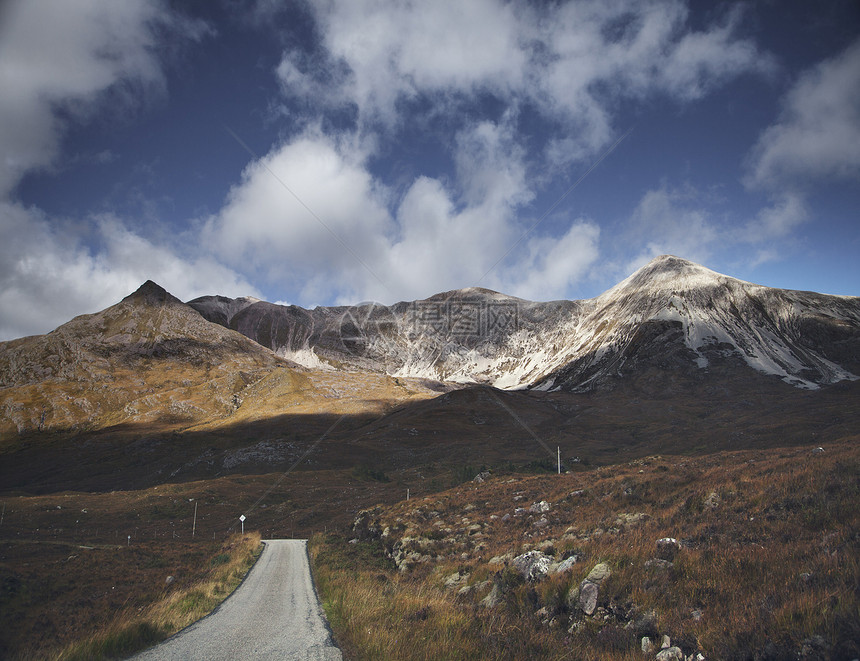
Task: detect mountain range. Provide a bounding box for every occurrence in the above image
[187,255,859,391]
[1,255,858,492]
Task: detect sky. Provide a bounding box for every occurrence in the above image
[1,0,858,340]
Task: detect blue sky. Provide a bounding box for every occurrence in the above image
[1,0,858,340]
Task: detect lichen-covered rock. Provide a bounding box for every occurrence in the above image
[512,550,553,581]
[553,554,581,574]
[352,508,383,540]
[585,562,611,586]
[529,500,551,513]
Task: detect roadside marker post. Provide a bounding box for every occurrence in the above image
[240,514,246,534]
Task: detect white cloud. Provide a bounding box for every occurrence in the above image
[283,0,769,160]
[741,193,808,244]
[622,186,720,273]
[0,0,209,196]
[746,39,860,190]
[202,119,602,305]
[202,128,394,303]
[255,1,774,304]
[617,185,812,278]
[303,0,527,127]
[0,0,226,340]
[0,202,258,340]
[503,221,601,301]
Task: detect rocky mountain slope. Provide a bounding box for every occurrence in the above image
[0,281,288,435]
[2,257,858,493]
[190,256,860,391]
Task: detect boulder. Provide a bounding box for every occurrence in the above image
[512,550,553,581]
[553,555,580,574]
[352,508,383,540]
[645,558,674,570]
[585,562,611,586]
[578,581,598,615]
[480,583,502,608]
[444,570,469,589]
[655,647,683,661]
[529,500,551,513]
[624,609,658,635]
[641,636,654,654]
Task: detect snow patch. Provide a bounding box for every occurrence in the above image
[277,347,333,370]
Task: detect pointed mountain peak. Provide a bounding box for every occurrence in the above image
[638,254,708,275]
[602,255,745,300]
[122,280,183,306]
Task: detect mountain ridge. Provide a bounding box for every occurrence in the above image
[187,255,860,391]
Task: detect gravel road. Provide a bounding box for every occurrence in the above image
[132,539,342,660]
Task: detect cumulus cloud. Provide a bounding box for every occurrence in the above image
[0,0,245,340]
[619,185,811,278]
[202,119,601,305]
[282,0,770,159]
[502,221,601,301]
[254,0,773,303]
[746,39,860,190]
[0,202,258,340]
[202,129,394,303]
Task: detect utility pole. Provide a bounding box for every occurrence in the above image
[192,501,198,538]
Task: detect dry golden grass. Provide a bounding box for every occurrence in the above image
[52,532,261,661]
[311,439,860,660]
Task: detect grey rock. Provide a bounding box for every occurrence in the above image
[624,609,658,635]
[641,636,654,654]
[444,571,469,589]
[480,583,502,608]
[799,634,829,659]
[656,648,683,661]
[578,581,599,615]
[529,500,551,513]
[553,555,580,574]
[585,562,611,586]
[512,550,553,581]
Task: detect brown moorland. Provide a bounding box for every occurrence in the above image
[312,437,860,660]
